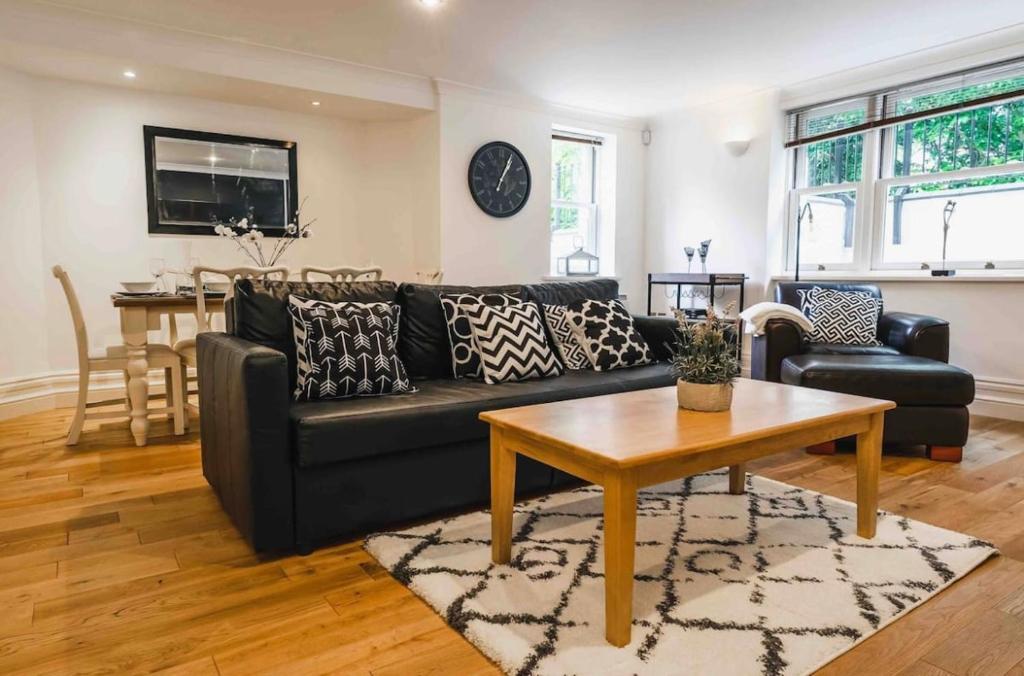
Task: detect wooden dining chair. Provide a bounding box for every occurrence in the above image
[174,266,290,421]
[52,266,186,445]
[300,266,383,282]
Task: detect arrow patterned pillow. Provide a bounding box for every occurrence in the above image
[288,297,414,401]
[462,302,563,384]
[806,287,882,346]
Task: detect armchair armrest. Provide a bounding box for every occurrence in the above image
[877,312,950,363]
[750,318,806,382]
[632,315,678,362]
[197,332,293,552]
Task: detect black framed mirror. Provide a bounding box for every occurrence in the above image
[143,126,298,237]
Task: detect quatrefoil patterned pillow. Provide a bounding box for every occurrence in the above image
[564,298,653,371]
[288,296,414,401]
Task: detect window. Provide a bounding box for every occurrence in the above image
[785,58,1024,272]
[551,131,602,275]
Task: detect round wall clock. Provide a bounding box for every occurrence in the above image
[468,141,531,218]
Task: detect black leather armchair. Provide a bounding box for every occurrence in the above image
[751,282,974,462]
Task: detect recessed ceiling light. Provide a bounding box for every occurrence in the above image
[311,101,321,106]
[419,0,443,8]
[122,70,136,79]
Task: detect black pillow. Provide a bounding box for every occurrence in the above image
[395,283,523,380]
[288,298,413,401]
[233,279,398,391]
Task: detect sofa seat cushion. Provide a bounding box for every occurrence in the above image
[289,364,674,468]
[780,354,974,407]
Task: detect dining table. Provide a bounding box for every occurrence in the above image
[110,291,225,446]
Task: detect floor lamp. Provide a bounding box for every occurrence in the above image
[794,201,814,282]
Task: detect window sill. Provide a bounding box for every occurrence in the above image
[541,275,620,282]
[772,271,1024,283]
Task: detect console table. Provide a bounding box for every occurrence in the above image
[646,272,747,357]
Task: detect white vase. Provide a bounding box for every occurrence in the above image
[676,380,733,412]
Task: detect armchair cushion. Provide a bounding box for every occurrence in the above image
[878,312,950,363]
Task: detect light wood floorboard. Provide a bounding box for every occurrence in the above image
[0,406,1022,674]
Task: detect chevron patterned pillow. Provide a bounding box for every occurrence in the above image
[440,292,523,379]
[806,287,882,346]
[288,297,414,401]
[462,302,564,384]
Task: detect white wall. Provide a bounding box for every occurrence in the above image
[0,69,49,381]
[437,91,648,308]
[646,90,785,316]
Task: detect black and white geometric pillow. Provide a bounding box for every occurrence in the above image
[288,297,413,401]
[565,298,653,372]
[807,287,882,346]
[440,293,523,379]
[542,304,591,370]
[462,303,564,384]
[290,297,400,393]
[797,286,883,320]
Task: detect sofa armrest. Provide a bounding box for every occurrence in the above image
[878,312,950,363]
[750,318,805,383]
[197,332,294,552]
[632,315,678,362]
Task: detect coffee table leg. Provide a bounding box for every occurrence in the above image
[856,412,884,538]
[729,464,746,494]
[490,428,516,564]
[603,472,637,647]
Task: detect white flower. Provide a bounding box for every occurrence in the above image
[213,224,225,235]
[285,223,297,235]
[301,228,313,238]
[237,218,249,229]
[254,230,265,240]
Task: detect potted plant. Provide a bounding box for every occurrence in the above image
[669,304,740,412]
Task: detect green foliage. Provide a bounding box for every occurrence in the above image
[669,308,740,385]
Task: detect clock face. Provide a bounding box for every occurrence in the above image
[468,141,531,218]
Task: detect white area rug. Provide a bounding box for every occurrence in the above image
[365,471,997,676]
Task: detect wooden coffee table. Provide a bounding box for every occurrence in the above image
[480,378,895,647]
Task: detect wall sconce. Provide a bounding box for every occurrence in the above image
[724,139,751,157]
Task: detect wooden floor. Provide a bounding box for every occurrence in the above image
[1,407,1023,675]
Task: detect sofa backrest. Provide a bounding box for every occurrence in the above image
[522,278,619,306]
[395,282,523,380]
[775,282,881,310]
[232,279,399,390]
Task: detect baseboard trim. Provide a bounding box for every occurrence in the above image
[970,376,1024,422]
[0,369,174,422]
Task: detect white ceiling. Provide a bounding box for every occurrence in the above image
[20,0,1024,116]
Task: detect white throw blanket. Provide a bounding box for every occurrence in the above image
[739,301,813,336]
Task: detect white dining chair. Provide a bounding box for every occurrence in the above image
[300,266,383,282]
[174,266,290,421]
[52,266,186,445]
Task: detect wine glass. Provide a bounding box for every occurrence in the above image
[149,258,166,292]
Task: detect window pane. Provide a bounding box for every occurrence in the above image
[550,205,595,275]
[892,100,1024,176]
[894,75,1024,116]
[882,173,1024,264]
[551,140,594,203]
[804,134,864,187]
[795,190,857,266]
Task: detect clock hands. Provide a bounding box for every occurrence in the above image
[495,154,513,192]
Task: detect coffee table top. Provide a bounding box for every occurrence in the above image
[479,378,894,469]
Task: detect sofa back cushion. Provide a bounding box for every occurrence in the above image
[233,279,399,390]
[775,282,881,311]
[396,283,523,379]
[523,278,619,306]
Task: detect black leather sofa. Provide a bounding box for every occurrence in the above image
[197,278,677,554]
[750,282,975,461]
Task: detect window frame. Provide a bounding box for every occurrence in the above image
[785,90,1024,273]
[550,133,603,276]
